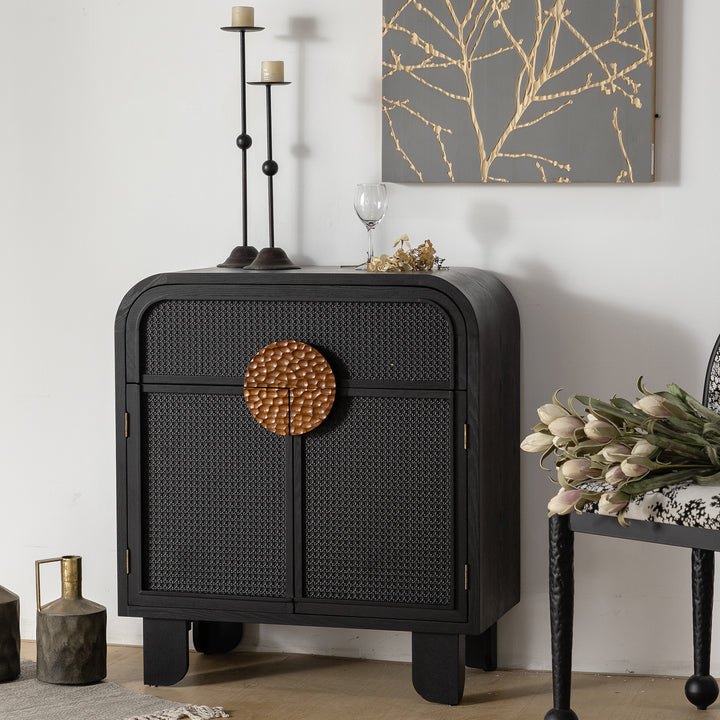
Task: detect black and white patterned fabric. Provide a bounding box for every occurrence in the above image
[583,341,720,530]
[587,481,720,530]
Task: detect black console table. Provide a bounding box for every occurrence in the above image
[114,267,520,704]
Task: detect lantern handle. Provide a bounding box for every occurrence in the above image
[35,557,63,611]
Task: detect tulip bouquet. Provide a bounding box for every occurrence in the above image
[521,380,720,525]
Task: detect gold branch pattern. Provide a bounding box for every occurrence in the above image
[382,0,655,183]
[612,106,633,182]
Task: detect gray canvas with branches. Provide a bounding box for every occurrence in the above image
[382,0,655,183]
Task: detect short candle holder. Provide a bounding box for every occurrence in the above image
[217,24,264,269]
[245,80,298,270]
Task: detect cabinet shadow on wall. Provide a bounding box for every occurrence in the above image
[505,257,700,622]
[495,250,701,673]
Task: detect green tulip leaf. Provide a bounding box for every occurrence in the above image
[695,469,720,486]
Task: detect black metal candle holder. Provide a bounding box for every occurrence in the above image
[245,81,298,270]
[217,24,264,269]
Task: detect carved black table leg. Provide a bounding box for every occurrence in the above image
[685,548,719,710]
[412,632,465,705]
[544,515,579,720]
[143,618,190,686]
[466,623,497,670]
[192,621,244,655]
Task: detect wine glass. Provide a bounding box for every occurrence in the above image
[354,183,388,265]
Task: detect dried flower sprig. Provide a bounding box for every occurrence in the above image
[367,234,445,272]
[521,379,720,526]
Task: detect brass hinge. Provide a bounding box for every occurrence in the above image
[464,424,468,450]
[124,412,129,438]
[464,564,469,590]
[126,549,130,575]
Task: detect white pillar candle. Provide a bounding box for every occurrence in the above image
[261,61,284,83]
[231,6,254,27]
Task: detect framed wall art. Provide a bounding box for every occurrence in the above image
[382,0,656,183]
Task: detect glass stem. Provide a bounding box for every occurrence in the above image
[367,226,375,264]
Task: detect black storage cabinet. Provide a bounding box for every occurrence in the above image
[115,266,520,704]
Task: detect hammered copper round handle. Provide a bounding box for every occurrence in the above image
[244,340,336,436]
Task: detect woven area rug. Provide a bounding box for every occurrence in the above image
[0,661,229,720]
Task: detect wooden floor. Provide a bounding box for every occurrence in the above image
[20,641,702,719]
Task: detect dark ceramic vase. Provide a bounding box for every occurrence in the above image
[36,556,106,685]
[0,585,20,682]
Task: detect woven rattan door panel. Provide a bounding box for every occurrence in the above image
[298,392,465,621]
[128,386,290,605]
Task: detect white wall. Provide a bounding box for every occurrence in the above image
[1,0,717,675]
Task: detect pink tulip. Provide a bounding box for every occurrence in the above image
[634,394,672,418]
[547,488,584,515]
[601,443,632,463]
[632,439,657,457]
[520,432,554,453]
[561,458,595,481]
[548,416,584,439]
[584,419,617,443]
[537,403,569,425]
[621,456,650,478]
[598,491,630,516]
[604,464,628,487]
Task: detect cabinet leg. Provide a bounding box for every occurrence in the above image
[466,623,497,670]
[192,621,244,655]
[544,515,579,720]
[685,548,719,710]
[143,618,189,686]
[411,632,465,705]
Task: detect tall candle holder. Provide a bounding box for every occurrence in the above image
[217,22,264,269]
[245,79,299,270]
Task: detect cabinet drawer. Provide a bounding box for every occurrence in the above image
[131,291,460,388]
